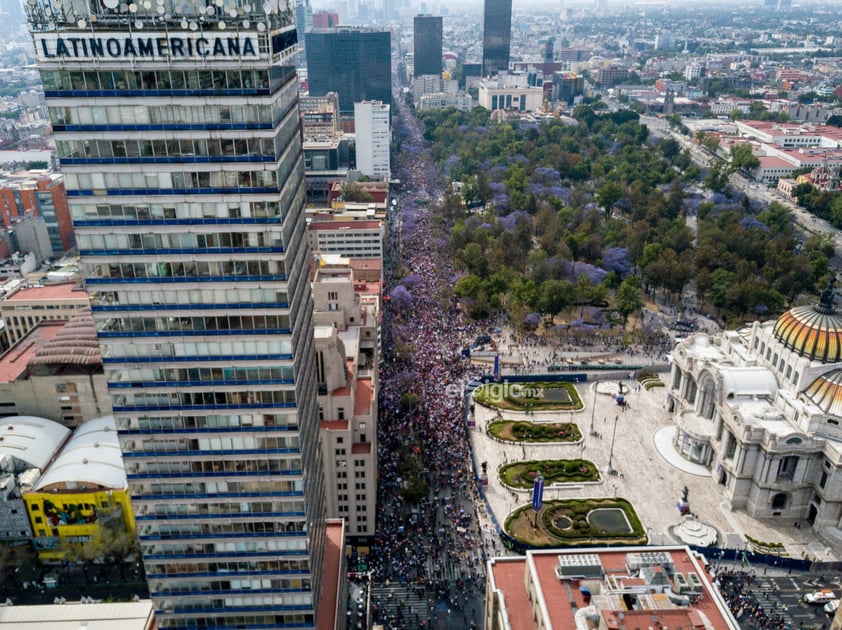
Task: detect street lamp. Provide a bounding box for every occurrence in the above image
[589,382,598,436]
[607,415,619,475]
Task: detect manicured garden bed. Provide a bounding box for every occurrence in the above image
[504,498,647,548]
[500,459,599,488]
[473,381,583,411]
[489,420,581,443]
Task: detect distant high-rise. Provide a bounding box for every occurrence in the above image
[414,15,443,77]
[306,29,392,114]
[312,10,340,29]
[482,0,512,77]
[294,0,313,64]
[354,101,391,179]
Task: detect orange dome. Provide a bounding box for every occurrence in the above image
[773,280,842,363]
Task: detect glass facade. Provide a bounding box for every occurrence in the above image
[482,0,512,77]
[413,15,443,77]
[26,0,325,627]
[305,29,391,114]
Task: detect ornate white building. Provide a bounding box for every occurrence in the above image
[668,281,842,544]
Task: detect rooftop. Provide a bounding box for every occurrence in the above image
[0,415,70,470]
[4,283,87,303]
[309,220,382,231]
[316,520,345,630]
[33,415,126,492]
[0,321,65,383]
[0,601,155,630]
[488,546,738,630]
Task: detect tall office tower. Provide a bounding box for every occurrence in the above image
[306,29,392,114]
[482,0,512,77]
[25,1,325,628]
[354,101,391,179]
[413,15,443,77]
[294,0,314,65]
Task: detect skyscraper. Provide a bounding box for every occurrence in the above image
[413,15,443,77]
[354,101,391,179]
[482,0,512,77]
[306,29,392,114]
[294,0,313,65]
[25,1,325,628]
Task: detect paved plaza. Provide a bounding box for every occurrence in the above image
[470,373,840,563]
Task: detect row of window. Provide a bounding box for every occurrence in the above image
[118,412,297,432]
[90,260,286,281]
[71,200,286,222]
[128,458,302,478]
[150,577,311,596]
[98,314,291,336]
[79,229,284,252]
[51,100,286,127]
[95,287,289,309]
[58,136,278,162]
[157,592,313,612]
[142,480,300,497]
[41,67,288,94]
[101,338,294,360]
[110,366,294,386]
[115,389,297,411]
[132,434,298,455]
[65,164,286,193]
[137,501,305,518]
[147,558,309,580]
[153,613,313,627]
[140,521,308,540]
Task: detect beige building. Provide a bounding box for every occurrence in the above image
[0,282,90,346]
[478,74,544,112]
[313,262,380,546]
[0,309,109,425]
[309,220,384,259]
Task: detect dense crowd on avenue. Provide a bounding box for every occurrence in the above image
[366,95,492,629]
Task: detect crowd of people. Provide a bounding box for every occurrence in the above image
[367,87,490,630]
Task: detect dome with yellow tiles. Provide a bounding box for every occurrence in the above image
[804,369,842,416]
[773,279,842,363]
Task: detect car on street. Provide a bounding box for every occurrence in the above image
[805,589,837,604]
[825,599,840,614]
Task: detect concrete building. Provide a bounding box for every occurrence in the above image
[300,93,342,140]
[668,282,842,545]
[309,220,384,259]
[485,546,739,629]
[0,282,90,347]
[418,93,474,111]
[354,101,390,180]
[482,0,512,76]
[10,214,52,264]
[552,72,585,105]
[0,171,74,255]
[26,0,326,626]
[413,15,443,77]
[312,262,379,546]
[0,310,109,425]
[596,65,630,88]
[412,74,444,101]
[478,75,544,112]
[306,29,392,114]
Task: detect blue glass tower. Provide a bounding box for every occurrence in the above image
[26,0,325,627]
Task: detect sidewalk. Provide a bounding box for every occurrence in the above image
[468,376,840,562]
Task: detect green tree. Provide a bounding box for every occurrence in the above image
[616,276,643,327]
[538,279,575,315]
[730,143,760,172]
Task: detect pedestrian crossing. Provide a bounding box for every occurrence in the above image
[371,584,432,628]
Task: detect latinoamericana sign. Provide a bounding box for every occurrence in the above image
[35,32,259,61]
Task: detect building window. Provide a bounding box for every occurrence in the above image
[338,408,345,420]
